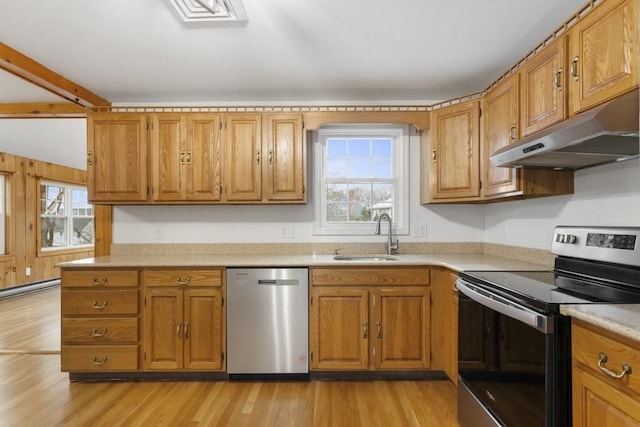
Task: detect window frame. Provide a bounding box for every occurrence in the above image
[313,124,410,236]
[39,180,94,253]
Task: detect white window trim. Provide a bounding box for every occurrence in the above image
[313,124,410,236]
[40,180,94,251]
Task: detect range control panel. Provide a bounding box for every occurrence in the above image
[552,226,640,267]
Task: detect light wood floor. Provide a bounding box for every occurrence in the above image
[0,287,459,426]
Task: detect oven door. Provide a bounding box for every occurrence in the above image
[456,278,570,427]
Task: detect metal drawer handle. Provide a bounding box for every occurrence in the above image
[175,276,191,285]
[92,277,108,286]
[92,356,107,365]
[570,56,579,81]
[363,321,368,339]
[92,300,108,309]
[184,322,190,339]
[376,321,382,339]
[598,352,632,379]
[177,321,182,338]
[554,67,563,91]
[91,328,108,337]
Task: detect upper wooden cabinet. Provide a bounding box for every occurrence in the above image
[87,114,149,203]
[88,112,306,205]
[428,100,481,202]
[482,74,520,198]
[520,36,567,137]
[568,0,639,114]
[263,114,306,202]
[481,74,574,201]
[151,113,223,202]
[223,114,263,202]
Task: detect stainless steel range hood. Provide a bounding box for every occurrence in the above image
[490,90,639,170]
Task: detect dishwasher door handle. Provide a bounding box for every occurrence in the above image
[257,279,299,286]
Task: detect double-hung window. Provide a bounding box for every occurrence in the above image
[314,124,410,235]
[40,181,94,251]
[0,174,5,255]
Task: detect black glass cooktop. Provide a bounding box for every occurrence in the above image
[459,269,640,313]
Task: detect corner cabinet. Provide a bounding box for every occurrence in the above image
[87,112,306,205]
[482,73,574,200]
[309,267,431,371]
[427,100,481,202]
[143,269,225,371]
[87,114,149,203]
[568,0,638,114]
[571,320,640,425]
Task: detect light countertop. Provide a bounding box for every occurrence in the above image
[561,304,640,343]
[57,253,552,272]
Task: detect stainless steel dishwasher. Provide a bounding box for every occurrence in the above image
[226,268,308,379]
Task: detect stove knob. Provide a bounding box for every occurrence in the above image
[565,234,577,244]
[555,233,565,243]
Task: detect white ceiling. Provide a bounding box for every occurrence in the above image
[0,0,588,105]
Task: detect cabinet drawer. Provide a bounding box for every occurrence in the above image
[311,267,430,286]
[62,269,139,288]
[62,318,139,343]
[572,321,640,395]
[61,345,139,371]
[62,290,139,315]
[143,269,223,287]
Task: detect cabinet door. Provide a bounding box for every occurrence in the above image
[310,288,368,370]
[483,74,520,197]
[430,268,458,384]
[87,114,148,202]
[151,114,185,201]
[373,288,430,369]
[568,0,639,113]
[184,288,224,370]
[144,288,183,370]
[224,114,262,201]
[185,114,222,201]
[263,114,305,202]
[429,100,480,201]
[572,365,640,426]
[520,36,567,137]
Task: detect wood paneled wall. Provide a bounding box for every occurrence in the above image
[0,152,93,289]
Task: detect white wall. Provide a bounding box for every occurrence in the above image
[2,118,637,249]
[112,133,487,244]
[0,119,87,170]
[484,158,640,250]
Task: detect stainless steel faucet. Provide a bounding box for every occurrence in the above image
[375,213,399,255]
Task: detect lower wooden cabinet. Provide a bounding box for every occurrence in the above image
[571,320,640,426]
[430,267,458,384]
[143,269,225,371]
[309,267,431,371]
[61,268,141,372]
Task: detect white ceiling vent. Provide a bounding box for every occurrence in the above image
[168,0,248,24]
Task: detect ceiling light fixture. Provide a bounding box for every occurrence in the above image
[168,0,248,24]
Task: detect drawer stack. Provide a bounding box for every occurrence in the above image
[61,269,140,372]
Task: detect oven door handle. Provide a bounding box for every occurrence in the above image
[456,278,553,334]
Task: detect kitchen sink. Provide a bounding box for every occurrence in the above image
[332,255,399,261]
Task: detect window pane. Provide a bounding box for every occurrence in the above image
[347,159,370,178]
[326,203,347,223]
[72,189,93,216]
[73,217,94,245]
[372,139,392,158]
[326,183,347,203]
[327,159,347,178]
[40,217,67,248]
[348,139,370,158]
[372,160,392,178]
[327,139,347,158]
[41,184,66,216]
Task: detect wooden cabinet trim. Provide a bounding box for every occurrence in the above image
[310,267,430,286]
